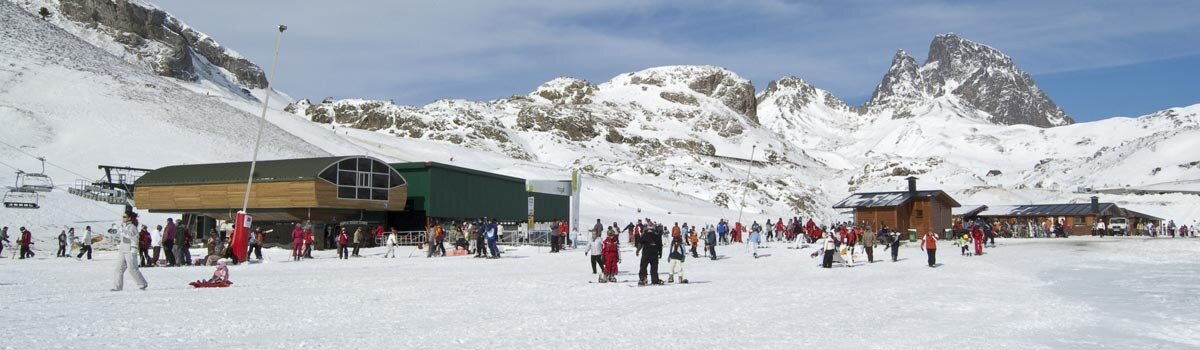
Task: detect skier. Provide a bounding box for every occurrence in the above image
[637,225,664,285]
[601,231,620,283]
[56,230,68,257]
[586,232,604,276]
[383,229,397,258]
[668,233,688,283]
[717,220,729,245]
[304,225,315,258]
[290,224,304,261]
[337,228,349,259]
[748,222,762,258]
[921,231,938,267]
[18,227,34,259]
[112,208,148,291]
[688,227,699,258]
[351,227,364,257]
[473,220,486,258]
[957,233,971,256]
[817,232,837,268]
[77,226,94,260]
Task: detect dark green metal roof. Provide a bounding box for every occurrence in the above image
[390,162,524,183]
[391,161,568,221]
[136,156,350,186]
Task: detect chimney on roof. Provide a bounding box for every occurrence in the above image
[1091,196,1100,214]
[906,177,918,194]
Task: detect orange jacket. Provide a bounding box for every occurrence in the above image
[922,233,937,250]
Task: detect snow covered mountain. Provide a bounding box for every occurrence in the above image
[12,0,268,99]
[865,33,1073,127]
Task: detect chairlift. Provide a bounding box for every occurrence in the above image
[4,173,40,208]
[20,157,54,192]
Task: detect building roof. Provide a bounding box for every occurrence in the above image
[136,156,352,186]
[976,203,1118,217]
[832,190,961,209]
[952,205,988,217]
[390,162,523,183]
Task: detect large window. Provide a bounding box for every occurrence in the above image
[318,157,405,201]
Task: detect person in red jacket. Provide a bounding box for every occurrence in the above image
[138,225,152,267]
[972,225,985,255]
[291,223,304,261]
[600,231,620,283]
[337,228,349,259]
[18,227,34,259]
[921,231,938,267]
[303,226,314,258]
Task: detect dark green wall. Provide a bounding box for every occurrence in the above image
[392,163,568,221]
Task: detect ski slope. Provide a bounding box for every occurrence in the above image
[0,237,1197,349]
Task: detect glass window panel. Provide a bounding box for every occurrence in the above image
[338,187,355,199]
[357,158,371,172]
[357,188,371,199]
[372,189,388,201]
[339,159,357,171]
[372,174,388,189]
[390,172,405,187]
[319,166,337,183]
[358,173,371,187]
[372,160,388,173]
[337,171,355,186]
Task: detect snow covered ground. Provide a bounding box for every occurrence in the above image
[1,237,1197,349]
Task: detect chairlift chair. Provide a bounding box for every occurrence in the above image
[3,188,39,209]
[20,157,54,192]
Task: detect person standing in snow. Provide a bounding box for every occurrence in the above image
[860,225,877,263]
[748,222,762,258]
[705,225,718,260]
[383,229,397,258]
[637,225,664,285]
[18,227,34,259]
[485,219,500,258]
[352,227,364,257]
[337,228,349,259]
[304,225,315,258]
[112,208,148,291]
[76,226,94,260]
[921,231,938,267]
[473,220,487,258]
[971,225,985,255]
[248,227,264,261]
[138,225,151,266]
[600,231,620,283]
[291,224,305,261]
[818,233,837,268]
[162,218,177,267]
[668,233,688,283]
[887,230,901,262]
[586,232,604,276]
[150,225,162,266]
[56,230,68,257]
[0,227,8,258]
[688,227,699,258]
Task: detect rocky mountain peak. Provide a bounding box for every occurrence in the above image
[529,77,597,105]
[864,49,926,114]
[618,65,757,122]
[28,0,267,93]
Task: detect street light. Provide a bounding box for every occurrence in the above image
[737,144,756,251]
[235,24,286,263]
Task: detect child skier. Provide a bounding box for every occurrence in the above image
[668,234,688,283]
[190,261,231,287]
[958,234,971,256]
[600,231,620,283]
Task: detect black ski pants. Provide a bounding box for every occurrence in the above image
[57,244,67,257]
[822,249,834,268]
[77,245,92,260]
[638,253,660,282]
[707,243,716,260]
[162,239,176,265]
[926,248,936,267]
[864,246,874,263]
[590,255,604,274]
[890,243,900,262]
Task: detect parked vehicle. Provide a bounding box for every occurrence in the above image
[1108,217,1128,236]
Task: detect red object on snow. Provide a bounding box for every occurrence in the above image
[189,280,233,288]
[231,211,251,263]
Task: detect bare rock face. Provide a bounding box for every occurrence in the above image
[530,77,597,105]
[55,0,267,88]
[685,68,758,123]
[864,33,1072,127]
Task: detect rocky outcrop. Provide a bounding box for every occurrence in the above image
[864,50,925,117]
[53,0,267,88]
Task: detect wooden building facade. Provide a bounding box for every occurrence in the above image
[833,177,961,235]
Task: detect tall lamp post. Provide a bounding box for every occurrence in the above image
[234,24,287,263]
[737,144,756,251]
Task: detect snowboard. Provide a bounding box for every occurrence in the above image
[189,280,233,288]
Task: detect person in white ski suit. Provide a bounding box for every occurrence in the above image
[383,230,397,258]
[113,208,148,291]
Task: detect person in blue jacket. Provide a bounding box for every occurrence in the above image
[485,219,500,259]
[716,220,729,246]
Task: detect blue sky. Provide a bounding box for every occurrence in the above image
[155,0,1200,122]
